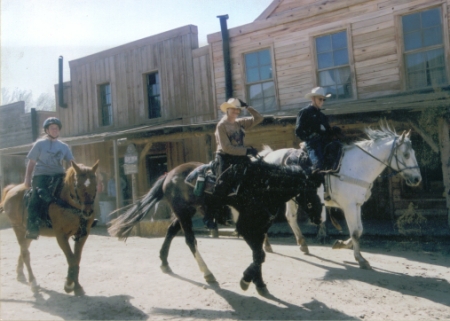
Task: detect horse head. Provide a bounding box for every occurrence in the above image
[394,130,422,187]
[67,160,99,214]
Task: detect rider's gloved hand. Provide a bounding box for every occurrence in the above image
[246,147,258,157]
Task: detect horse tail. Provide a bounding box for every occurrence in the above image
[108,174,166,240]
[0,184,17,213]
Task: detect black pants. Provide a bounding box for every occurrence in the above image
[27,174,64,232]
[214,153,250,181]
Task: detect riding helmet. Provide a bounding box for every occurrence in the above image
[43,117,62,130]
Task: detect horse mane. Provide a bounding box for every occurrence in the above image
[353,120,399,149]
[64,166,76,186]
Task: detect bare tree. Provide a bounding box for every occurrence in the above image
[1,88,55,111]
[35,93,56,111]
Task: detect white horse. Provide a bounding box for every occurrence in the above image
[262,124,422,269]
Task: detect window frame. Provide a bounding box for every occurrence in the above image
[396,3,450,91]
[241,46,279,113]
[310,25,357,103]
[143,70,162,121]
[98,82,113,127]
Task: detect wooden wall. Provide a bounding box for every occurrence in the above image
[208,0,450,110]
[58,25,217,137]
[0,102,57,148]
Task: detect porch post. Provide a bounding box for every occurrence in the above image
[113,139,122,210]
[438,117,450,227]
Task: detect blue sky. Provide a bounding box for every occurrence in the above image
[1,0,273,101]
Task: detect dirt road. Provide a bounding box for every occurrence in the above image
[1,227,449,320]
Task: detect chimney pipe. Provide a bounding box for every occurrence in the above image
[58,56,67,108]
[217,15,233,100]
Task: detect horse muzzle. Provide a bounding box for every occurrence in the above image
[404,174,422,187]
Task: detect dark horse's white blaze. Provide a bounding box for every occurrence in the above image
[109,161,309,295]
[263,124,421,269]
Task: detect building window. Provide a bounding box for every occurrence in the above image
[146,72,161,119]
[315,31,353,101]
[402,8,447,89]
[99,83,112,126]
[244,49,276,112]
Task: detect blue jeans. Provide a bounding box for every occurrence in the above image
[305,136,326,170]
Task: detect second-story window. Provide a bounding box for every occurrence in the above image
[245,49,276,112]
[315,31,353,101]
[402,8,447,89]
[99,83,112,126]
[146,72,161,119]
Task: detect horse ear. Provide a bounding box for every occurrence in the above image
[399,130,406,145]
[406,129,411,138]
[92,160,100,173]
[71,161,81,173]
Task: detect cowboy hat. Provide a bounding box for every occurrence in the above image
[219,98,245,113]
[305,87,331,99]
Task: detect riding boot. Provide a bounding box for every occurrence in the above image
[26,208,40,240]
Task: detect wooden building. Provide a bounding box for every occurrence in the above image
[207,0,450,225]
[0,101,56,188]
[1,0,449,229]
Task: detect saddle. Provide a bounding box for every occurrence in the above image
[285,141,344,173]
[185,162,217,195]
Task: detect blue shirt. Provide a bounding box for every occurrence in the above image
[27,138,74,176]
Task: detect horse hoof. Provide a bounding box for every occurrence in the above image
[256,285,269,296]
[64,281,75,293]
[332,240,343,249]
[210,229,219,238]
[204,273,217,283]
[74,287,85,296]
[30,280,40,293]
[17,274,27,283]
[300,245,310,254]
[359,261,372,270]
[264,245,273,253]
[240,278,250,291]
[160,265,172,274]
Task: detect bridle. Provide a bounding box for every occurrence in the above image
[354,136,420,176]
[70,177,97,217]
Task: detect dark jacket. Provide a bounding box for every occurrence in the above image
[295,105,331,141]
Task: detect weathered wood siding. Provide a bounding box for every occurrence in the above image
[58,25,217,137]
[208,0,450,110]
[0,102,56,148]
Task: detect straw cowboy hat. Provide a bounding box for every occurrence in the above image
[219,98,246,113]
[305,87,331,99]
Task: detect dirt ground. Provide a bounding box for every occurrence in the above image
[1,226,450,321]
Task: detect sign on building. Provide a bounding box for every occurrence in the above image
[124,143,138,175]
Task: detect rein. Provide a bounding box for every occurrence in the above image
[353,136,419,176]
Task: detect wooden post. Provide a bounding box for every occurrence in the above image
[113,139,121,211]
[438,117,450,227]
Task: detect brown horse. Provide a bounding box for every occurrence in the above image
[109,160,314,295]
[0,160,99,296]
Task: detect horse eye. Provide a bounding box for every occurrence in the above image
[404,152,410,159]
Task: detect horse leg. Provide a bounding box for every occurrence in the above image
[159,219,182,274]
[12,226,38,290]
[240,233,268,296]
[54,232,81,294]
[339,203,371,269]
[285,199,309,254]
[179,212,216,283]
[316,184,328,244]
[70,233,90,296]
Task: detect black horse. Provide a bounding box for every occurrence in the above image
[108,159,319,295]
